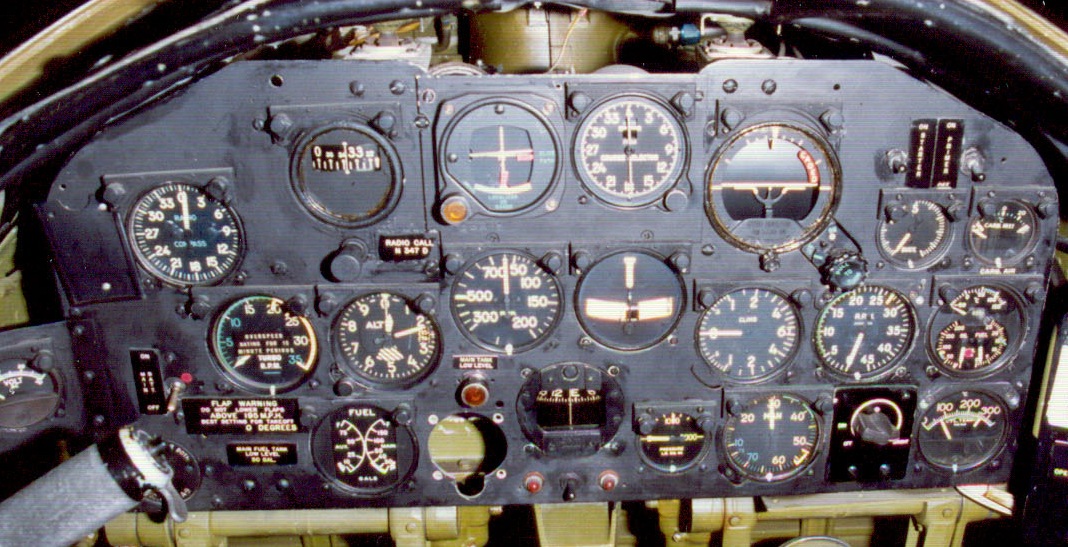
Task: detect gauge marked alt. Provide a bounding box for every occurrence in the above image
[334,292,441,388]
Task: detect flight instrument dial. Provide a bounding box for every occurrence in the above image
[929,285,1023,376]
[334,292,441,388]
[814,286,915,381]
[722,393,820,483]
[877,199,951,269]
[696,288,800,382]
[312,404,417,494]
[967,200,1038,267]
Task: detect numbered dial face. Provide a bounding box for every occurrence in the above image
[210,295,319,394]
[696,289,800,382]
[638,411,708,473]
[313,405,417,494]
[451,252,562,354]
[707,123,839,253]
[815,286,916,381]
[930,286,1023,375]
[441,100,559,213]
[128,182,243,285]
[0,359,59,429]
[918,391,1007,471]
[877,200,951,269]
[967,200,1038,267]
[722,394,820,482]
[334,293,441,387]
[292,126,401,227]
[575,251,685,351]
[574,96,685,207]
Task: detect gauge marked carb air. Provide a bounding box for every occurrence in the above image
[291,123,402,227]
[450,251,563,354]
[209,295,319,394]
[927,285,1025,377]
[721,393,820,483]
[696,288,801,383]
[311,404,417,495]
[333,292,441,388]
[127,182,244,286]
[917,390,1008,472]
[575,250,686,351]
[877,199,953,270]
[814,285,916,381]
[573,94,686,208]
[439,98,560,213]
[967,200,1039,268]
[706,122,840,253]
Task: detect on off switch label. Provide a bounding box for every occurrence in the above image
[130,349,165,415]
[183,398,302,435]
[907,119,964,188]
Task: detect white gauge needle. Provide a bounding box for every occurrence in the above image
[635,297,675,321]
[846,332,865,370]
[700,327,744,339]
[233,355,252,368]
[584,298,629,321]
[891,232,912,255]
[623,255,636,290]
[766,398,778,431]
[382,299,394,334]
[940,419,953,440]
[179,190,191,231]
[502,255,510,297]
[393,325,424,338]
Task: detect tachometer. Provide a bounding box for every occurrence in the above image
[696,288,800,382]
[451,251,562,354]
[917,390,1007,472]
[574,95,685,207]
[210,295,318,394]
[814,286,915,381]
[334,292,441,388]
[128,182,243,285]
[721,393,820,482]
[706,123,839,253]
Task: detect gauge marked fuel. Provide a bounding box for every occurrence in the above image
[929,285,1023,375]
[707,123,839,252]
[441,99,559,213]
[722,393,820,482]
[814,286,915,381]
[918,390,1007,471]
[967,200,1038,267]
[210,295,318,394]
[334,292,441,388]
[638,411,708,472]
[451,251,562,354]
[696,288,800,382]
[575,251,685,351]
[128,182,243,285]
[312,405,417,494]
[574,95,685,207]
[877,200,951,269]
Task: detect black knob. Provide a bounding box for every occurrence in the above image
[855,410,897,446]
[561,477,580,502]
[637,416,656,436]
[328,243,366,282]
[819,250,868,291]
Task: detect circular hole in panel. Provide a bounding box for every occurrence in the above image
[428,413,507,497]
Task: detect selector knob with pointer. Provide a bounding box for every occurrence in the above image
[820,250,868,291]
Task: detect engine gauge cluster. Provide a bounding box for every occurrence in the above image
[928,285,1024,376]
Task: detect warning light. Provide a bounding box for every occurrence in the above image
[441,196,469,225]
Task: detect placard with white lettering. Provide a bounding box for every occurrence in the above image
[183,398,303,435]
[130,349,165,415]
[379,234,436,262]
[227,443,299,466]
[453,355,498,370]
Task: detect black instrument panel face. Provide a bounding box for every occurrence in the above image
[33,59,1057,510]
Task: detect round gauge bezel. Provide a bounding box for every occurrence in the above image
[0,358,62,430]
[719,393,821,483]
[635,411,711,473]
[694,287,802,384]
[449,250,565,354]
[915,389,1010,472]
[126,181,245,287]
[966,199,1039,267]
[705,121,841,254]
[438,98,562,216]
[208,294,320,394]
[574,249,687,351]
[876,199,954,270]
[813,285,917,382]
[311,404,418,496]
[925,285,1025,378]
[572,93,688,208]
[331,292,443,390]
[289,122,404,228]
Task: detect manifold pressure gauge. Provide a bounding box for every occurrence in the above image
[210,295,319,394]
[128,182,243,285]
[334,292,441,388]
[573,95,686,207]
[451,251,563,354]
[722,393,820,482]
[696,288,801,382]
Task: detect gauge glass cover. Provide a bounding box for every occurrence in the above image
[696,288,800,382]
[928,285,1023,376]
[312,404,417,494]
[967,200,1038,267]
[814,286,915,381]
[575,251,685,351]
[877,199,951,269]
[292,126,401,227]
[574,95,685,207]
[917,390,1007,471]
[441,100,559,213]
[638,411,708,472]
[334,292,441,388]
[451,251,562,354]
[128,182,243,285]
[706,123,840,253]
[0,359,59,429]
[210,295,319,393]
[722,393,820,482]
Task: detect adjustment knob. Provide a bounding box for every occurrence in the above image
[819,250,868,291]
[854,410,897,446]
[560,475,582,502]
[328,241,366,282]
